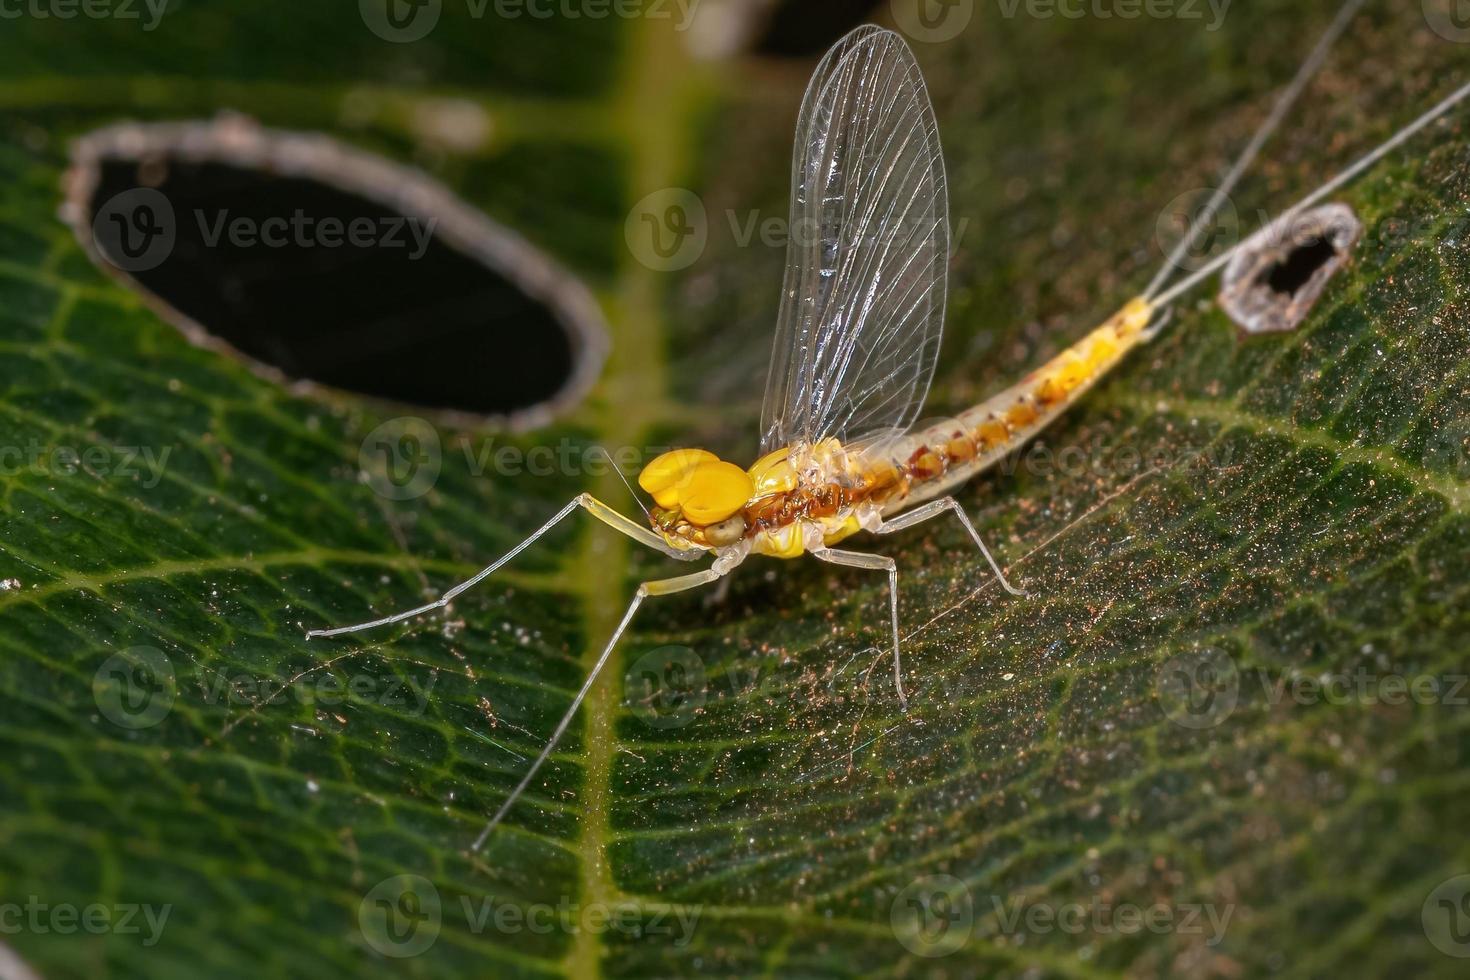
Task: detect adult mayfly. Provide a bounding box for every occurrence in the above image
[310,13,1470,851]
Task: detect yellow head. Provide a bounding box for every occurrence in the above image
[638,448,755,547]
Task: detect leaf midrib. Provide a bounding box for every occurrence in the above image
[561,20,707,980]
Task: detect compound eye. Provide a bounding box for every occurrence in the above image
[679,462,754,525]
[638,448,719,509]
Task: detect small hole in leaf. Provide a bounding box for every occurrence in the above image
[1263,235,1338,296]
[1219,202,1361,335]
[64,117,607,428]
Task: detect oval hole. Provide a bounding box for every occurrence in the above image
[753,0,884,56]
[64,117,607,428]
[1219,202,1361,336]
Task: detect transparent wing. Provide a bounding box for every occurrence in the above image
[759,25,949,455]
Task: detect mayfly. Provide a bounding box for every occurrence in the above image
[309,7,1470,852]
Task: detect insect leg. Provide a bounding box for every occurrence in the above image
[877,497,1027,597]
[811,547,905,709]
[307,493,698,638]
[470,566,724,851]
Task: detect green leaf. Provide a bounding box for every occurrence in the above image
[2,3,1468,978]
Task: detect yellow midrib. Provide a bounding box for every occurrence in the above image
[565,19,710,980]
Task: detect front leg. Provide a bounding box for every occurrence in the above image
[308,492,699,638]
[811,547,906,709]
[472,565,726,851]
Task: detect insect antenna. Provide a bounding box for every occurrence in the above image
[1144,0,1367,303]
[1154,75,1470,309]
[600,445,653,522]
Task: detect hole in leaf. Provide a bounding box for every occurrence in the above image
[1219,202,1361,336]
[1263,235,1338,296]
[63,116,607,428]
[752,0,884,56]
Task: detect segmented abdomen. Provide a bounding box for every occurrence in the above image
[861,298,1155,514]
